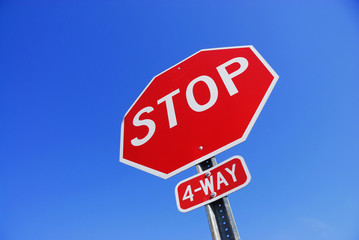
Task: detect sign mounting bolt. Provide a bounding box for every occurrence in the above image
[210,192,217,198]
[199,146,203,150]
[205,171,211,177]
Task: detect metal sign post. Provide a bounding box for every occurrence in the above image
[196,157,240,240]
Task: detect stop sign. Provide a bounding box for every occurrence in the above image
[120,46,278,179]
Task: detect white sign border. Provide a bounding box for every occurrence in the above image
[120,45,279,179]
[175,155,251,213]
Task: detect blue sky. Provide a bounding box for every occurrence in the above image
[1,1,359,240]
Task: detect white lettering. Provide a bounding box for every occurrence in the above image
[186,75,218,112]
[199,175,214,195]
[130,107,156,146]
[216,57,248,96]
[217,172,229,190]
[225,164,237,182]
[182,185,194,202]
[157,89,180,128]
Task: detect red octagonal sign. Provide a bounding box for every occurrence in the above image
[120,46,278,179]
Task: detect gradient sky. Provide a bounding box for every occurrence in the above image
[1,1,359,240]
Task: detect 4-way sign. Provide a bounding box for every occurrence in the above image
[120,46,279,179]
[175,156,250,212]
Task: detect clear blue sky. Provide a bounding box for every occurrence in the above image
[1,1,359,240]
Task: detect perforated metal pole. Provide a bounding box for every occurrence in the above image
[196,157,241,240]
